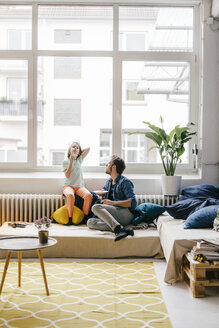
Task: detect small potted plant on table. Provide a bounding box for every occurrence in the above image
[35,217,52,244]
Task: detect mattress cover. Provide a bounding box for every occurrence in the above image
[0,222,164,259]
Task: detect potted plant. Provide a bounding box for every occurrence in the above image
[35,216,52,244]
[131,117,196,195]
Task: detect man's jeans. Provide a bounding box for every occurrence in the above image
[87,203,134,232]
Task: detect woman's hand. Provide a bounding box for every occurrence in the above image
[71,149,78,160]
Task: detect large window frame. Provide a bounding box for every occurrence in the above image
[0,2,200,173]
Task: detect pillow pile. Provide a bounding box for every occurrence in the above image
[132,203,165,225]
[165,198,218,220]
[164,183,219,229]
[52,205,84,225]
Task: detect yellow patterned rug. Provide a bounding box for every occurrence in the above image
[0,261,172,328]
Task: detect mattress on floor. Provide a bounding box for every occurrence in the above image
[0,222,164,259]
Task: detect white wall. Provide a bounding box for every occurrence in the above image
[201,0,219,185]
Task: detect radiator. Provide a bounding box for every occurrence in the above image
[0,193,178,225]
[136,194,178,206]
[0,194,64,225]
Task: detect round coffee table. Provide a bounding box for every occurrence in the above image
[0,236,57,296]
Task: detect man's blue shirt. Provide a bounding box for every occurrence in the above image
[102,174,137,212]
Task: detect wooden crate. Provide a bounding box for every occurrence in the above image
[182,253,219,297]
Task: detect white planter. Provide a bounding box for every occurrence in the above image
[161,175,182,196]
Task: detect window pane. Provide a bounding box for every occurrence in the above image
[127,150,137,162]
[54,99,81,126]
[0,5,32,50]
[52,151,65,165]
[122,61,190,164]
[8,31,22,49]
[99,130,111,166]
[8,78,27,101]
[7,149,26,162]
[54,57,81,79]
[99,150,110,166]
[37,57,112,166]
[54,30,81,44]
[119,6,193,52]
[100,132,111,147]
[8,30,31,50]
[127,134,138,147]
[0,60,28,163]
[126,33,146,51]
[38,5,113,50]
[126,82,144,101]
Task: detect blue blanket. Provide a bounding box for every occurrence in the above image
[165,184,219,219]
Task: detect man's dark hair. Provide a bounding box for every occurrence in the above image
[111,155,126,174]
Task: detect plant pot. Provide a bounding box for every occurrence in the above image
[38,230,49,244]
[161,175,182,196]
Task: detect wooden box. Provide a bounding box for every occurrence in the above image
[182,253,219,297]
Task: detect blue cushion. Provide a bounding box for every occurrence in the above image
[165,197,219,220]
[182,184,219,200]
[184,205,219,229]
[132,203,165,225]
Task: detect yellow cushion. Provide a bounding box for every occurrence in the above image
[51,205,68,224]
[72,206,84,225]
[51,205,84,225]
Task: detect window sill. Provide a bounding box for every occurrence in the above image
[0,171,201,180]
[0,170,202,195]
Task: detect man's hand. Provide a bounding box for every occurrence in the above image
[101,199,115,206]
[101,198,131,208]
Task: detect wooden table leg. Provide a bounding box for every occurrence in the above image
[0,251,12,294]
[37,249,49,296]
[18,251,22,287]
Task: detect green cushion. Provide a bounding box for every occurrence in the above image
[132,203,165,225]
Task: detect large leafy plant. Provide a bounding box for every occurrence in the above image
[132,119,196,176]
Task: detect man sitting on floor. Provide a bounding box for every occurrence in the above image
[87,155,137,241]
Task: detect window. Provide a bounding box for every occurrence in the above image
[7,149,27,162]
[119,6,193,52]
[38,5,113,50]
[124,81,146,103]
[122,61,191,164]
[8,78,27,101]
[0,148,27,163]
[122,131,156,163]
[37,56,112,166]
[54,99,81,126]
[120,32,147,51]
[54,57,81,79]
[0,59,28,164]
[100,129,156,165]
[99,130,112,166]
[0,4,198,172]
[51,151,65,165]
[0,5,32,50]
[8,30,31,50]
[54,30,81,44]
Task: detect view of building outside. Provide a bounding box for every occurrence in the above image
[0,5,194,168]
